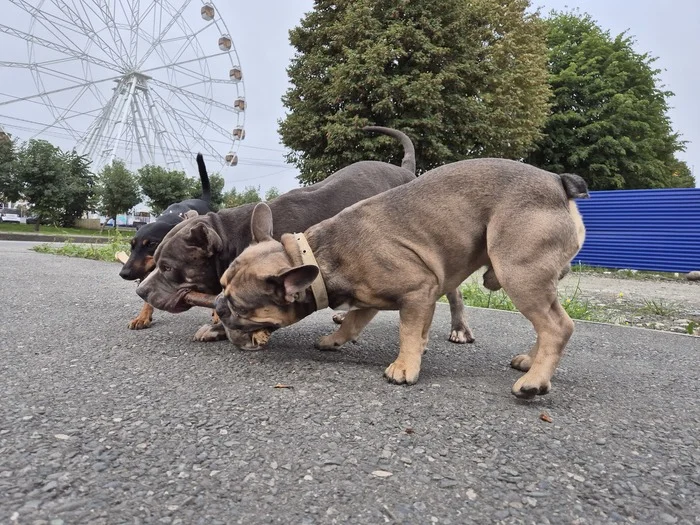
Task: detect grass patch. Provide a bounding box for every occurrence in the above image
[0,222,134,238]
[638,298,679,316]
[454,275,598,321]
[33,230,130,262]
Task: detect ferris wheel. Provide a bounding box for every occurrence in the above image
[0,0,245,173]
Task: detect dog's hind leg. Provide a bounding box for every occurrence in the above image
[128,302,154,330]
[384,298,436,385]
[316,308,378,350]
[495,263,573,398]
[488,216,578,398]
[445,289,475,344]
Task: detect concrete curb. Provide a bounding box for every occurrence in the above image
[0,232,113,244]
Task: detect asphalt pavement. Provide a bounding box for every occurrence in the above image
[1,241,699,525]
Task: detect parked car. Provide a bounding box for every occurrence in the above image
[0,212,21,223]
[25,216,46,225]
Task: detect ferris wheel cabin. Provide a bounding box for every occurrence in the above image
[225,152,239,166]
[229,67,243,82]
[201,4,215,21]
[218,35,232,51]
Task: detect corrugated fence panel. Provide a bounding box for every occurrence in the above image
[572,188,700,273]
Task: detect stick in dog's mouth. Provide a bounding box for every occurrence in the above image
[182,291,217,309]
[116,251,216,309]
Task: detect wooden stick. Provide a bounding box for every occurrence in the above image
[184,291,218,309]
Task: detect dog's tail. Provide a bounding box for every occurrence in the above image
[560,173,588,252]
[560,173,589,200]
[196,153,212,202]
[362,126,416,175]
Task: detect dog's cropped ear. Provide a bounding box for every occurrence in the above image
[251,203,274,244]
[272,265,319,303]
[184,221,223,255]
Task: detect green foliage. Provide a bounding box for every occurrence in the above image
[97,161,140,226]
[33,230,130,262]
[138,165,193,215]
[58,150,97,228]
[639,298,678,316]
[222,186,262,208]
[9,140,96,231]
[457,275,596,321]
[264,187,281,201]
[280,0,550,184]
[528,11,693,189]
[0,135,18,201]
[205,173,226,210]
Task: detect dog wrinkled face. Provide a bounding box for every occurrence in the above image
[219,241,295,331]
[216,201,319,333]
[218,240,319,332]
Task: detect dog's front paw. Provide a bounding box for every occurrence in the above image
[331,312,346,325]
[193,323,227,342]
[315,333,346,351]
[511,372,551,399]
[449,327,475,344]
[384,359,421,385]
[510,353,532,372]
[128,317,152,330]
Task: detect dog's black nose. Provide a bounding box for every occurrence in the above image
[119,265,135,280]
[214,294,230,320]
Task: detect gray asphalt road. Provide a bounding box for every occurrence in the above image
[1,241,699,525]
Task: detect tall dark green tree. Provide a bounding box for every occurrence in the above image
[528,11,694,189]
[97,161,140,228]
[280,0,550,184]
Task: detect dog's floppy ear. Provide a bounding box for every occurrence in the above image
[272,265,319,303]
[182,210,199,220]
[251,202,274,244]
[184,221,223,255]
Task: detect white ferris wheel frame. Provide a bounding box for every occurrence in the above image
[0,0,245,173]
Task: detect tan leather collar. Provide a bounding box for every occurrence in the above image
[294,233,328,311]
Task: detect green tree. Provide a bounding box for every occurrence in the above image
[222,186,262,208]
[279,0,550,184]
[264,187,281,201]
[138,165,193,215]
[528,11,693,190]
[188,172,226,211]
[8,140,70,231]
[0,134,18,202]
[97,161,140,228]
[57,150,97,228]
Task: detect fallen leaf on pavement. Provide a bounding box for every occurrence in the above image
[539,412,553,423]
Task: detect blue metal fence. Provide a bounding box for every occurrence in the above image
[572,188,700,273]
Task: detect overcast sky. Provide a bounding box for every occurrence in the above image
[1,0,697,193]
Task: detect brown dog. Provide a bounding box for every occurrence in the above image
[217,159,588,398]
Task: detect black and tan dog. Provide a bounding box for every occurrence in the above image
[120,153,213,329]
[216,159,589,398]
[136,127,474,347]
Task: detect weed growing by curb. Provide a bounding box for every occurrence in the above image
[33,230,130,262]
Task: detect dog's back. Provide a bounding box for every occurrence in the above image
[312,158,588,292]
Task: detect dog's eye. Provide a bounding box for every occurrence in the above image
[162,264,172,272]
